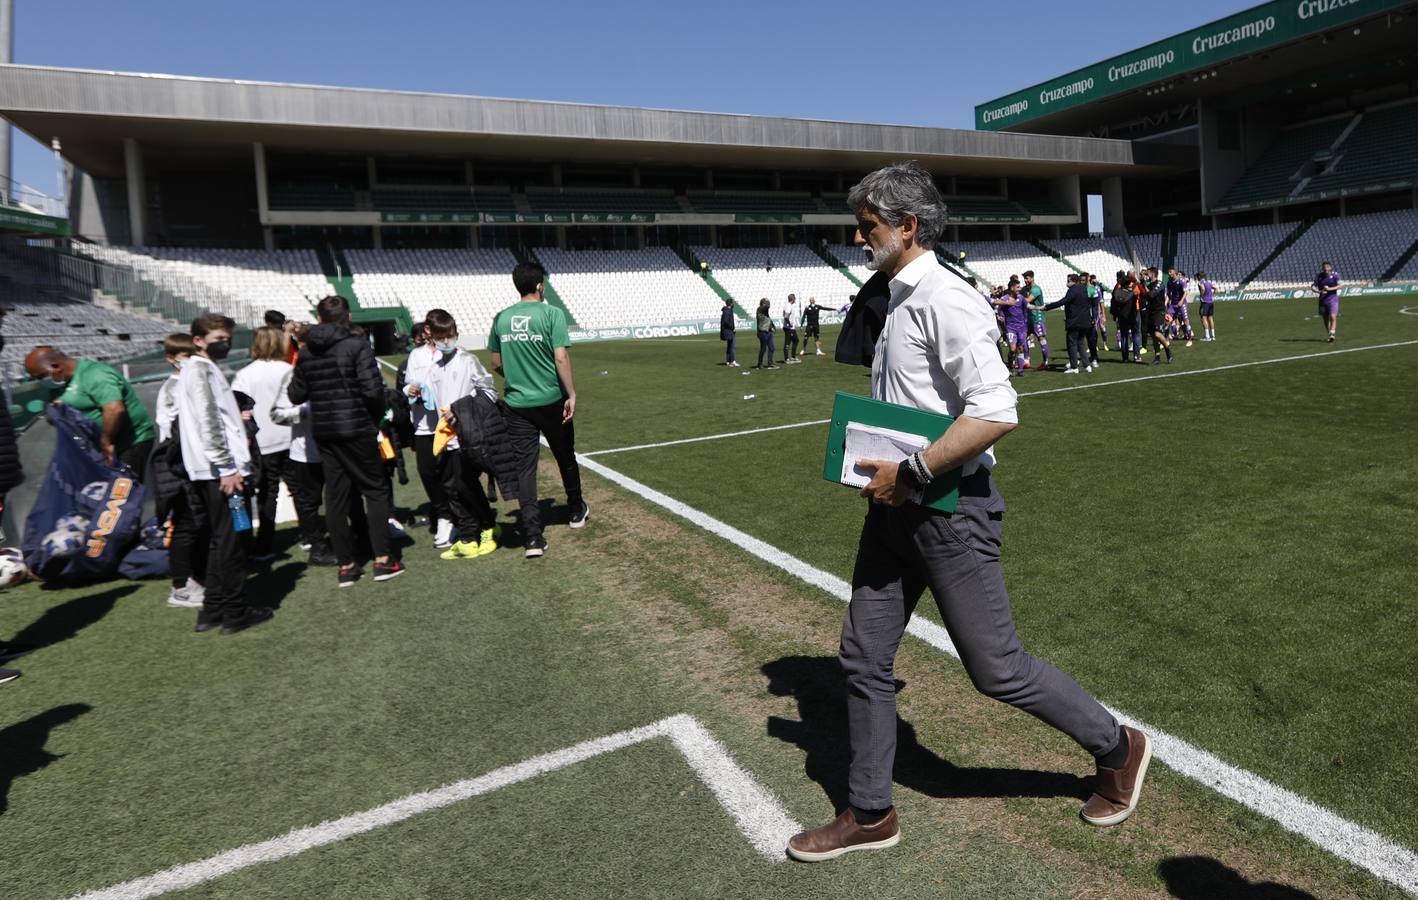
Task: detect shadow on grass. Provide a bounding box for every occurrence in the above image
[1157,856,1316,898]
[1,585,135,660]
[762,655,1089,813]
[252,562,308,610]
[0,703,92,816]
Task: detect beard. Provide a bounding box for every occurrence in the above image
[863,232,902,272]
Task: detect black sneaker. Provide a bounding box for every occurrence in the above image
[0,667,21,685]
[338,565,362,588]
[194,610,224,633]
[569,501,591,530]
[524,537,547,559]
[220,606,274,635]
[373,559,407,582]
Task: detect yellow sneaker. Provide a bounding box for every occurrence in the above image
[440,540,486,560]
[476,529,500,555]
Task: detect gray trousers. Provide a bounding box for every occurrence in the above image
[841,472,1120,810]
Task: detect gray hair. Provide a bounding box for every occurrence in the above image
[846,161,948,247]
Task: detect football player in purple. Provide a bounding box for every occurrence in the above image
[1196,272,1217,341]
[1312,261,1341,342]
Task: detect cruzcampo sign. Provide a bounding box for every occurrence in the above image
[975,0,1409,130]
[0,205,71,237]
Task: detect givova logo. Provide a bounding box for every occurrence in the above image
[511,315,531,332]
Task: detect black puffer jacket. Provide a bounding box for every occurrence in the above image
[289,324,386,441]
[450,392,520,497]
[1111,285,1137,326]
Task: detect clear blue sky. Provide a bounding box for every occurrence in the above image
[8,0,1243,197]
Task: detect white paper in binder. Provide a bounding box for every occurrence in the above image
[840,422,929,498]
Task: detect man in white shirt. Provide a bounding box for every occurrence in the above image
[787,162,1149,863]
[176,314,274,636]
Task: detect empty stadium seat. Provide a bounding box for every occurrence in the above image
[345,248,520,341]
[693,246,857,309]
[1249,210,1418,288]
[532,247,723,329]
[1304,103,1418,197]
[1215,116,1352,210]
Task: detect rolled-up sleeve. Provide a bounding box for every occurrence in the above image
[930,284,1018,425]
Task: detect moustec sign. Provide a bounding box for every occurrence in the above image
[975,0,1406,131]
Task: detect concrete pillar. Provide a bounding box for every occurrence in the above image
[263,227,275,252]
[705,170,714,190]
[367,156,378,189]
[556,225,566,249]
[469,226,478,249]
[123,138,147,247]
[1102,176,1127,236]
[951,224,960,244]
[771,171,781,190]
[0,0,12,196]
[372,226,382,249]
[1273,208,1281,225]
[551,163,563,188]
[709,224,718,245]
[465,160,475,186]
[635,225,645,249]
[253,142,271,225]
[1339,197,1347,218]
[1003,225,1012,242]
[775,225,784,245]
[631,167,641,188]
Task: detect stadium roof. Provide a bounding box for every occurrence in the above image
[976,0,1418,133]
[0,64,1187,178]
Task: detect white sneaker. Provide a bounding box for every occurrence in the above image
[1084,365,1094,373]
[434,518,454,549]
[816,350,825,356]
[167,579,204,609]
[727,360,739,366]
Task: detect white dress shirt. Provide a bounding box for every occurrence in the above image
[870,251,1018,473]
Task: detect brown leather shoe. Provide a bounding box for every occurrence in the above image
[1081,726,1152,826]
[786,808,900,862]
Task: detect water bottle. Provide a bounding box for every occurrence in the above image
[228,495,252,532]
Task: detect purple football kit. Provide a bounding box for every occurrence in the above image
[1314,271,1340,316]
[1198,279,1215,315]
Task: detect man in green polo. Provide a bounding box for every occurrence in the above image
[25,346,156,479]
[488,261,586,559]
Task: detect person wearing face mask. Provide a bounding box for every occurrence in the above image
[402,317,457,548]
[24,345,156,478]
[404,308,499,559]
[786,162,1149,864]
[176,314,274,635]
[150,333,208,610]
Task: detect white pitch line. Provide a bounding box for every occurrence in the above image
[582,420,830,457]
[576,453,1418,895]
[582,339,1418,457]
[72,715,800,900]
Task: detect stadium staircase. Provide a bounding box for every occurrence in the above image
[1380,235,1418,283]
[812,244,864,288]
[1237,220,1315,290]
[670,245,750,318]
[521,248,580,327]
[1028,238,1085,276]
[316,246,361,309]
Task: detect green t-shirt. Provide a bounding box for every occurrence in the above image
[60,358,156,452]
[1026,284,1046,324]
[487,301,571,409]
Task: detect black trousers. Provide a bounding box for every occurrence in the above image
[1065,327,1090,370]
[320,436,393,565]
[121,440,153,484]
[506,400,582,542]
[169,484,209,588]
[188,479,249,618]
[443,449,496,537]
[1086,327,1100,363]
[253,450,301,553]
[292,459,327,547]
[413,434,449,527]
[783,327,798,360]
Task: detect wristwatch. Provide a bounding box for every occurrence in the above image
[898,461,922,491]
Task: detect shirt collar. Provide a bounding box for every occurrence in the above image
[888,250,938,295]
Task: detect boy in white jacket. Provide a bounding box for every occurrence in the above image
[403,309,499,558]
[176,314,274,635]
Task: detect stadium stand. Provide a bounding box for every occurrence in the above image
[1249,209,1418,289]
[826,244,871,285]
[950,241,1076,298]
[1046,237,1132,281]
[373,188,517,215]
[686,192,821,215]
[73,245,327,325]
[1304,102,1418,198]
[693,245,856,308]
[531,247,723,329]
[0,249,171,381]
[1214,116,1352,210]
[524,189,682,215]
[345,248,520,336]
[1127,224,1295,291]
[269,181,358,211]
